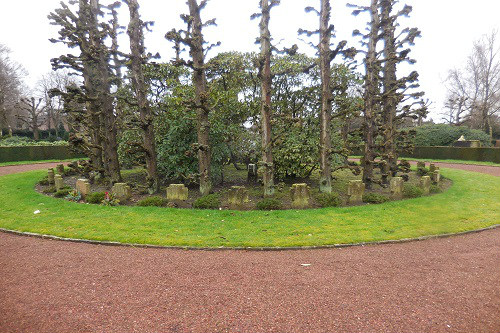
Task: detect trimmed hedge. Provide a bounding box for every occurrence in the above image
[400,146,500,164]
[408,124,492,147]
[0,146,83,163]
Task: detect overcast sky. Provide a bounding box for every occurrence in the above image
[2,0,500,122]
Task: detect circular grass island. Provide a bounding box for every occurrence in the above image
[0,167,499,249]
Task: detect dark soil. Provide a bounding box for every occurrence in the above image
[35,165,452,210]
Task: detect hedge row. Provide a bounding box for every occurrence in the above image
[400,146,500,164]
[0,146,84,163]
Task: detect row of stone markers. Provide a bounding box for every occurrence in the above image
[47,165,133,202]
[346,161,442,205]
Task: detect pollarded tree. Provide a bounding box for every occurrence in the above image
[252,0,278,196]
[350,0,426,188]
[166,0,219,196]
[49,0,122,183]
[300,0,356,193]
[125,0,159,192]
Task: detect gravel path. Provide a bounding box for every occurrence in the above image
[0,162,499,333]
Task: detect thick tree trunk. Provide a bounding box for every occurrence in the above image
[127,0,159,192]
[259,0,274,197]
[381,0,397,183]
[188,0,212,196]
[362,0,380,190]
[319,0,333,193]
[89,0,121,184]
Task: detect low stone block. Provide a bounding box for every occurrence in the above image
[431,170,441,184]
[390,177,404,200]
[247,164,257,183]
[429,163,437,173]
[347,180,365,204]
[54,174,65,191]
[166,184,188,201]
[420,176,431,195]
[47,169,55,184]
[56,164,65,174]
[228,186,249,207]
[112,183,132,201]
[290,183,311,209]
[76,179,91,197]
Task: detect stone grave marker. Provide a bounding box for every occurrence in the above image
[166,184,188,201]
[76,179,91,197]
[54,174,65,191]
[112,183,132,201]
[228,186,249,207]
[56,164,65,174]
[47,169,55,184]
[420,176,431,195]
[247,164,257,183]
[347,180,365,204]
[290,183,311,209]
[390,177,404,200]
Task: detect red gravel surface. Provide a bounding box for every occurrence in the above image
[0,162,499,333]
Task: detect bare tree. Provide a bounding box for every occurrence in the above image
[17,97,45,140]
[0,44,25,135]
[125,0,159,192]
[446,30,500,138]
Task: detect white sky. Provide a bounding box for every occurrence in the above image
[1,0,500,122]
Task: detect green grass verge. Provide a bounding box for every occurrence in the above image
[0,168,498,248]
[0,159,81,167]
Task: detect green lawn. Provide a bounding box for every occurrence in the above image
[0,159,81,167]
[0,168,498,248]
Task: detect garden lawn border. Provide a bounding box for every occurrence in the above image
[1,223,499,251]
[0,167,499,248]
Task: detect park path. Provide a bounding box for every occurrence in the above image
[0,162,499,333]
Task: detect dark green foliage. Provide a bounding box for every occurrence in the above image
[256,198,283,210]
[410,124,492,147]
[403,184,424,198]
[430,184,442,194]
[314,192,342,207]
[54,188,71,198]
[362,192,390,204]
[86,192,106,204]
[0,145,81,163]
[137,196,169,207]
[193,194,221,209]
[417,167,429,176]
[38,177,49,186]
[42,186,56,194]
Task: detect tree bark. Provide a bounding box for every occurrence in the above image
[380,0,397,183]
[319,0,333,193]
[259,0,274,196]
[362,0,380,190]
[188,0,212,196]
[126,0,159,192]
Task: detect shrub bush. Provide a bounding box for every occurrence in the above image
[256,198,283,210]
[430,184,442,194]
[42,186,56,194]
[403,184,424,198]
[86,192,106,204]
[408,124,491,147]
[54,188,72,198]
[38,177,49,186]
[137,196,169,207]
[193,194,220,209]
[315,192,342,207]
[363,192,390,204]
